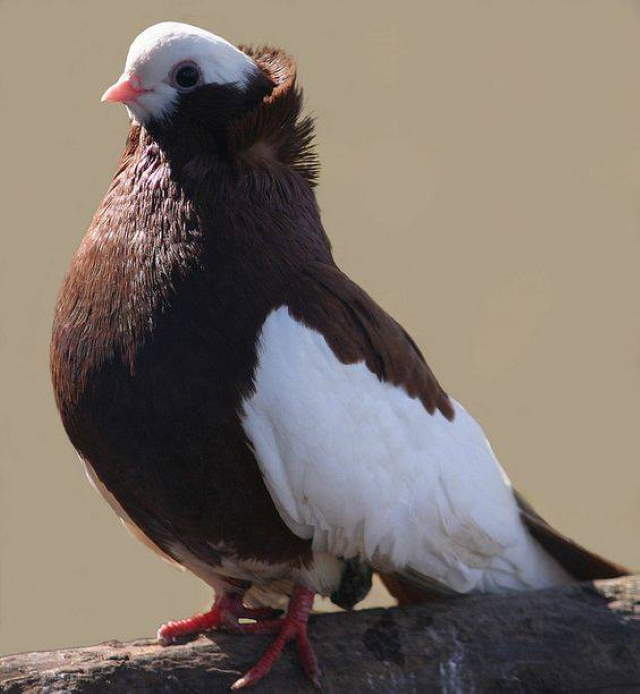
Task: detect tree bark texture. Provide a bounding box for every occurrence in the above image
[1,575,639,693]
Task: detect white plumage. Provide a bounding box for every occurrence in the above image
[242,306,571,594]
[111,22,259,124]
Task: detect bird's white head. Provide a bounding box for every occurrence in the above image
[102,22,259,124]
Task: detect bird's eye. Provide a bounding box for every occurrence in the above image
[171,62,201,90]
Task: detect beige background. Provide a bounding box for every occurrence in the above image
[1,0,639,656]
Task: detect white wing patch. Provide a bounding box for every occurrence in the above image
[241,307,570,594]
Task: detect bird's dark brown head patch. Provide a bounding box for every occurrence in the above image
[137,44,319,189]
[227,46,319,186]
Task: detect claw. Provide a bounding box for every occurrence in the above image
[157,593,280,644]
[157,585,320,690]
[230,585,319,689]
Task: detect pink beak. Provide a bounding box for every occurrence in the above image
[101,75,148,104]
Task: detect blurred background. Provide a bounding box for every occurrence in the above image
[1,0,639,656]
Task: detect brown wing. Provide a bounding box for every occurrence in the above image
[287,261,454,421]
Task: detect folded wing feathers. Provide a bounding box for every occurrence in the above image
[242,305,571,594]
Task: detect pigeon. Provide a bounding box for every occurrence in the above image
[51,22,628,689]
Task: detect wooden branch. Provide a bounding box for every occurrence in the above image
[2,576,639,693]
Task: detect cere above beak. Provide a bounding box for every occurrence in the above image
[101,75,149,104]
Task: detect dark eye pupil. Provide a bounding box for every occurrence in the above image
[175,65,199,88]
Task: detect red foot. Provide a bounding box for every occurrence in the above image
[230,585,319,690]
[157,593,279,645]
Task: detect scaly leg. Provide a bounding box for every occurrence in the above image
[157,592,279,645]
[230,585,319,690]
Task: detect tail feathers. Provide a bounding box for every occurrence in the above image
[514,490,629,581]
[381,490,629,607]
[379,569,458,607]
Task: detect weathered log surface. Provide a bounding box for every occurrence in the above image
[2,576,639,693]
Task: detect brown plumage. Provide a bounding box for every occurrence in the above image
[51,43,456,579]
[51,23,628,688]
[52,47,321,571]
